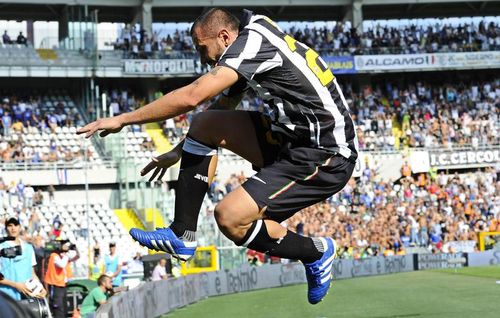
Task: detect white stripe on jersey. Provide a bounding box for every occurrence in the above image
[276,101,296,131]
[224,30,262,70]
[246,22,351,158]
[253,52,283,78]
[333,78,359,154]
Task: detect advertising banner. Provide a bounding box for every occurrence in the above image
[323,56,356,74]
[123,59,200,75]
[355,54,435,71]
[435,51,500,69]
[429,149,499,167]
[354,51,500,72]
[417,253,466,270]
[409,150,431,173]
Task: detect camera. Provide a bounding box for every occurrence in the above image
[45,240,76,253]
[18,298,50,318]
[0,245,22,258]
[0,237,22,259]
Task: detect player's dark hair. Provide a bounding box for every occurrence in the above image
[190,8,240,37]
[97,274,110,286]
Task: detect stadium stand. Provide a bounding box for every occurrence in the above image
[100,19,500,58]
[291,20,500,55]
[0,184,146,278]
[159,79,499,151]
[0,91,100,164]
[212,167,499,259]
[347,79,499,150]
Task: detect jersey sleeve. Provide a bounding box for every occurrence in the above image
[217,29,282,81]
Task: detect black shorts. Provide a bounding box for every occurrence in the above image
[242,112,356,223]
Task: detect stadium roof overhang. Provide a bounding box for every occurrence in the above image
[0,0,498,22]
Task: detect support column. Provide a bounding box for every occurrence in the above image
[343,0,363,33]
[132,0,153,39]
[26,20,34,46]
[58,5,69,42]
[141,0,153,39]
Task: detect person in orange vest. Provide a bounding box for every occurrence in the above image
[44,240,79,318]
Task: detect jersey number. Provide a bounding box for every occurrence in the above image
[284,35,334,86]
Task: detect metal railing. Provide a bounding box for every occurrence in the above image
[0,158,117,171]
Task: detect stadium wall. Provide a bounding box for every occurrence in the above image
[97,255,415,318]
[97,251,499,317]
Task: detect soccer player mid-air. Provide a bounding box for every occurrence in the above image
[77,8,357,304]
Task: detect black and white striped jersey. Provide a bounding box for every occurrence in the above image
[217,13,358,161]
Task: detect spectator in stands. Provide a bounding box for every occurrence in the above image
[47,185,55,202]
[16,179,25,203]
[16,32,27,46]
[0,177,5,204]
[79,274,114,318]
[7,181,16,206]
[1,111,11,137]
[32,189,44,206]
[50,218,63,240]
[2,30,11,44]
[23,184,35,208]
[27,210,40,235]
[89,254,105,281]
[104,242,123,287]
[151,258,169,281]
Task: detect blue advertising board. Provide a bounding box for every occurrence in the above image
[323,56,356,74]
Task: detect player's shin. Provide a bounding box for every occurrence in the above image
[236,219,324,263]
[170,135,217,241]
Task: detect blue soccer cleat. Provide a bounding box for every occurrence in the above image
[129,227,197,261]
[303,237,337,304]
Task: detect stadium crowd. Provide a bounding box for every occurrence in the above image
[347,79,500,150]
[112,19,500,58]
[0,91,99,164]
[289,167,499,258]
[112,26,194,59]
[161,78,499,151]
[219,165,499,262]
[291,20,500,55]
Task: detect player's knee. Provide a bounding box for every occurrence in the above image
[214,203,248,242]
[189,112,216,141]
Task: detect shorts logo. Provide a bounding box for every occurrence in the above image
[194,174,208,183]
[250,175,267,184]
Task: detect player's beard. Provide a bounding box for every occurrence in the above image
[210,41,226,67]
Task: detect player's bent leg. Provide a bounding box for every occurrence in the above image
[130,111,265,259]
[214,186,325,262]
[215,186,338,304]
[188,110,265,168]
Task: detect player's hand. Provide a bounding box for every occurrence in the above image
[141,148,182,182]
[77,116,124,138]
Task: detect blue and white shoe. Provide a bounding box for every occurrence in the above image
[303,237,337,304]
[129,227,197,261]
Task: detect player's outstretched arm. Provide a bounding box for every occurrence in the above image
[77,66,239,138]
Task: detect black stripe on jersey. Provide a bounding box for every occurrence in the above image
[218,29,281,81]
